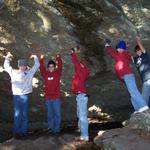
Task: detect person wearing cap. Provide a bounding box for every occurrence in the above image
[71,48,90,141]
[132,36,150,106]
[39,54,62,135]
[3,52,40,137]
[105,39,149,113]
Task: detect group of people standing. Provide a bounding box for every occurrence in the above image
[3,36,150,142]
[3,48,90,141]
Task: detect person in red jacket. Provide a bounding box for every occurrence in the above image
[105,39,149,113]
[40,54,62,134]
[71,48,90,141]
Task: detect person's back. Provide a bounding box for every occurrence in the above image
[71,48,90,142]
[71,51,90,94]
[105,42,133,80]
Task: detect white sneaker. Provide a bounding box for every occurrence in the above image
[133,111,138,114]
[138,106,149,112]
[80,136,89,142]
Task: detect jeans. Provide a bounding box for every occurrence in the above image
[46,99,61,133]
[13,94,29,134]
[76,93,89,139]
[142,79,150,106]
[123,74,148,111]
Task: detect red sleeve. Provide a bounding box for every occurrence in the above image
[40,58,47,77]
[105,47,118,60]
[71,52,81,68]
[56,56,62,75]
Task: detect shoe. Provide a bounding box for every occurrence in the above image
[13,133,26,139]
[133,111,138,114]
[80,136,89,142]
[138,106,149,112]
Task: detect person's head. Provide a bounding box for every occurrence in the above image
[18,59,28,71]
[47,60,56,72]
[80,58,88,68]
[116,40,127,52]
[134,45,142,56]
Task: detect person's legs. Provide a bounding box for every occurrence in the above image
[142,80,150,106]
[53,99,61,133]
[20,94,29,134]
[123,74,149,112]
[76,94,89,141]
[76,97,80,130]
[46,100,54,131]
[13,95,22,134]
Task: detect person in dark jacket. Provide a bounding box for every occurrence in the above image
[40,54,62,134]
[133,36,150,106]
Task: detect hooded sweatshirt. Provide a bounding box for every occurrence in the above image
[106,47,133,80]
[71,52,90,94]
[40,56,62,100]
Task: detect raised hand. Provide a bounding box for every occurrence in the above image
[40,54,44,59]
[70,46,80,54]
[6,52,13,59]
[135,35,145,52]
[30,55,37,59]
[71,48,75,53]
[56,53,60,58]
[105,39,111,48]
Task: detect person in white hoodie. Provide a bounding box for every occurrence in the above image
[4,52,40,137]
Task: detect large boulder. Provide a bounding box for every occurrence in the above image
[124,110,150,132]
[94,110,150,150]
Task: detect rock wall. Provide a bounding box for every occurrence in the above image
[0,0,150,126]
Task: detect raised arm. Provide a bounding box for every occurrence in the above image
[3,52,13,76]
[56,54,62,75]
[39,54,47,76]
[105,39,118,60]
[71,49,81,68]
[136,36,145,53]
[29,55,40,74]
[105,47,118,60]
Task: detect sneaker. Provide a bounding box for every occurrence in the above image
[80,136,89,142]
[133,111,138,114]
[138,106,149,112]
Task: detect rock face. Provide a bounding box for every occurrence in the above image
[94,110,150,150]
[0,133,98,150]
[0,0,150,141]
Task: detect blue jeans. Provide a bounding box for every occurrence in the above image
[13,95,29,134]
[123,74,148,111]
[76,93,89,139]
[46,99,61,133]
[142,79,150,106]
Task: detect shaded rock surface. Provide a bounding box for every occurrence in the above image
[0,134,98,150]
[0,0,150,147]
[94,110,150,150]
[0,0,149,121]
